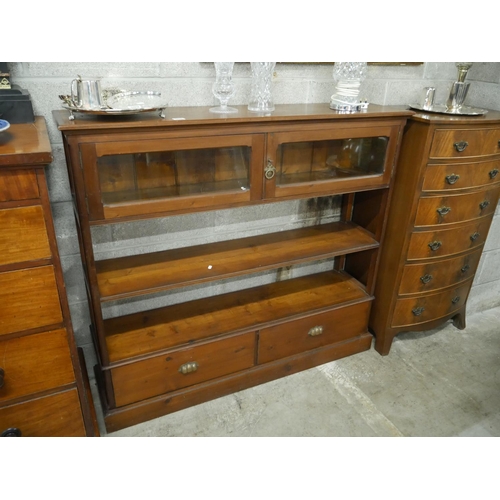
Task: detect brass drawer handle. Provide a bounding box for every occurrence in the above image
[461,264,470,273]
[445,174,460,185]
[479,200,490,210]
[428,241,442,251]
[1,427,22,437]
[470,232,480,241]
[420,274,433,284]
[437,206,451,216]
[0,367,4,389]
[489,169,499,179]
[412,307,425,316]
[454,141,468,152]
[178,361,199,375]
[451,296,461,305]
[264,159,276,180]
[308,325,324,337]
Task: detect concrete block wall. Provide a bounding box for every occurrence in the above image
[8,62,500,373]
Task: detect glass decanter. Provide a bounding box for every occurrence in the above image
[248,62,276,113]
[210,62,237,114]
[330,62,368,112]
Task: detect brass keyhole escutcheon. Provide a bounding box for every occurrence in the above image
[479,200,490,211]
[451,296,461,305]
[265,159,276,180]
[461,264,470,273]
[470,232,480,241]
[489,169,499,179]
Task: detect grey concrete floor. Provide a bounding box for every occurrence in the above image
[97,306,500,437]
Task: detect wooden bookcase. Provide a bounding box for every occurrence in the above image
[54,104,411,432]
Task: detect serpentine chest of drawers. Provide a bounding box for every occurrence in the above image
[370,110,500,355]
[54,104,411,432]
[0,117,98,436]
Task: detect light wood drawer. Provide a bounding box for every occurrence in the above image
[111,332,255,407]
[0,168,39,202]
[399,249,482,295]
[258,300,371,364]
[0,266,63,336]
[422,160,500,192]
[415,186,500,227]
[407,217,492,260]
[0,389,86,437]
[0,329,75,404]
[0,205,51,266]
[430,128,500,158]
[392,280,472,328]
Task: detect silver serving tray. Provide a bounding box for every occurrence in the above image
[61,91,167,120]
[409,103,487,116]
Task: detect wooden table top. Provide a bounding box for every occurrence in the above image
[0,117,52,167]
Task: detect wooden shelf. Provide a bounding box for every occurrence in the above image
[96,221,379,301]
[104,270,372,363]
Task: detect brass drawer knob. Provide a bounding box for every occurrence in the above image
[470,232,480,241]
[412,306,425,316]
[264,159,276,180]
[445,174,460,185]
[428,241,442,251]
[308,325,324,337]
[461,264,470,273]
[451,296,461,305]
[489,169,499,179]
[437,206,451,216]
[479,200,490,211]
[178,361,199,375]
[420,274,433,284]
[454,141,468,152]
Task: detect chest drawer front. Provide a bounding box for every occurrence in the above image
[0,266,63,336]
[415,186,500,227]
[422,160,500,192]
[399,249,482,295]
[429,128,500,158]
[0,389,85,437]
[258,300,371,364]
[0,169,39,202]
[0,329,74,404]
[407,217,492,260]
[111,332,255,407]
[0,205,51,266]
[392,280,472,328]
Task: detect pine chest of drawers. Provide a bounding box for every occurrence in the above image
[54,104,412,431]
[370,110,500,355]
[0,118,98,436]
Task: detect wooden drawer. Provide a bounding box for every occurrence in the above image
[429,128,500,158]
[399,249,482,295]
[0,168,39,202]
[0,389,86,437]
[0,205,51,266]
[407,217,492,260]
[392,280,472,328]
[258,300,371,364]
[111,332,255,407]
[0,266,63,336]
[415,185,500,227]
[0,329,75,404]
[422,160,500,192]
